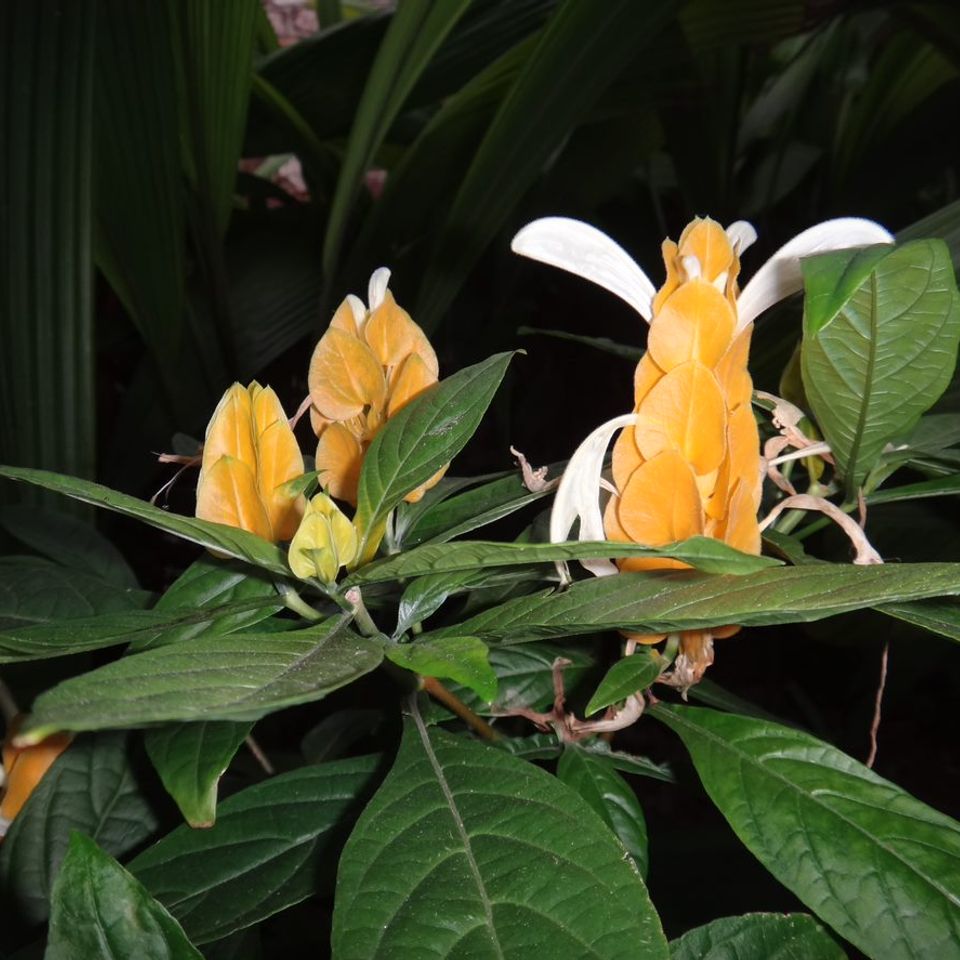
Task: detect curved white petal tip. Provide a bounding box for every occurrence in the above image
[512,217,656,322]
[726,220,758,254]
[368,267,391,311]
[550,412,637,578]
[346,294,367,327]
[736,217,893,332]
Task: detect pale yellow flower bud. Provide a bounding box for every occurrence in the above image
[288,493,358,583]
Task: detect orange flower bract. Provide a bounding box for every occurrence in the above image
[1,724,71,838]
[308,269,446,505]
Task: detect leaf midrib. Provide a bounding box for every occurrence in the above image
[657,709,960,909]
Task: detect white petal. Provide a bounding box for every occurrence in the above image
[367,267,391,311]
[511,217,656,322]
[736,218,893,332]
[550,412,637,578]
[346,294,367,328]
[726,220,757,255]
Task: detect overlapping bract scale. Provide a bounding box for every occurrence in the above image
[196,383,305,542]
[308,272,446,505]
[604,217,763,678]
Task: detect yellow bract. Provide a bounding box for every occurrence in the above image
[196,382,305,542]
[308,275,446,505]
[606,216,763,679]
[288,493,359,583]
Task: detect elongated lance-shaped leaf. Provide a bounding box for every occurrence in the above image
[47,833,202,960]
[332,703,669,959]
[131,756,381,944]
[425,562,960,644]
[94,0,186,375]
[669,913,847,960]
[585,649,664,717]
[0,732,159,925]
[800,240,960,497]
[414,0,678,332]
[19,617,383,741]
[322,0,473,279]
[347,535,779,585]
[353,352,514,562]
[386,636,498,702]
[0,0,96,514]
[652,704,960,960]
[0,597,282,665]
[0,466,291,576]
[145,721,253,828]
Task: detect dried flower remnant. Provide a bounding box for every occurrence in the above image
[308,268,446,505]
[196,382,305,542]
[513,213,893,694]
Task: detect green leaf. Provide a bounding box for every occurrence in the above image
[518,325,643,361]
[0,556,149,634]
[879,598,960,643]
[669,913,846,960]
[556,747,649,876]
[47,833,202,960]
[387,636,498,702]
[322,0,473,277]
[350,535,778,586]
[426,563,960,644]
[20,617,383,740]
[652,704,960,960]
[414,0,678,331]
[331,706,669,959]
[0,466,291,576]
[94,0,186,374]
[145,721,253,827]
[0,597,281,664]
[396,470,554,548]
[801,240,960,496]
[141,556,284,651]
[585,649,665,717]
[0,732,159,925]
[130,756,381,945]
[395,566,547,636]
[0,0,96,514]
[0,505,138,587]
[353,352,514,561]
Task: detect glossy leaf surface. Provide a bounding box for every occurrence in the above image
[585,649,664,716]
[332,707,669,959]
[386,636,498,702]
[653,704,960,960]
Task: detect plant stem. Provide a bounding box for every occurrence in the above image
[277,582,324,621]
[421,676,500,742]
[344,586,380,637]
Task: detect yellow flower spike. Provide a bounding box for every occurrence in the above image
[288,493,358,583]
[513,212,894,689]
[196,382,305,542]
[307,268,448,507]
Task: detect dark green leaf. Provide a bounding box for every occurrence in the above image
[323,0,472,277]
[0,0,96,514]
[0,466,291,576]
[414,0,678,331]
[0,597,281,664]
[145,722,253,827]
[20,617,383,740]
[652,704,960,960]
[349,536,780,586]
[47,833,202,960]
[0,556,149,634]
[669,913,846,960]
[426,563,960,644]
[0,505,138,587]
[557,747,649,876]
[300,709,385,764]
[0,732,158,925]
[131,756,380,944]
[396,470,554,548]
[332,705,669,958]
[801,241,960,495]
[353,352,514,561]
[518,325,643,360]
[387,636,498,702]
[589,744,675,783]
[585,649,664,717]
[879,598,960,643]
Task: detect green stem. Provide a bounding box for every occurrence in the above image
[277,583,324,621]
[344,586,380,637]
